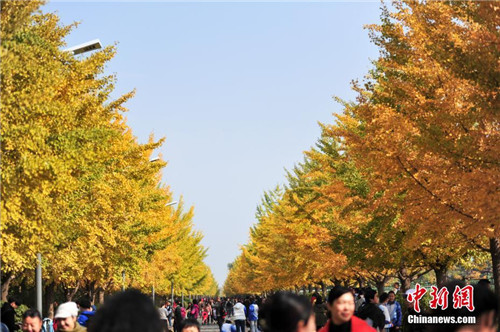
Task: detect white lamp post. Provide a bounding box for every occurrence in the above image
[36,40,103,315]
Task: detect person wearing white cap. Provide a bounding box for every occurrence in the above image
[54,302,86,332]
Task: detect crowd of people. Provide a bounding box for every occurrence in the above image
[0,280,497,332]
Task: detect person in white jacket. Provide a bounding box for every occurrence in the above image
[379,293,393,332]
[232,299,246,332]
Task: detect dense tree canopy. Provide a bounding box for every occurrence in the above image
[224,0,498,297]
[1,0,217,309]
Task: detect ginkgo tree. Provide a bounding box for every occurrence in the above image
[225,0,497,297]
[1,0,217,310]
[333,0,499,294]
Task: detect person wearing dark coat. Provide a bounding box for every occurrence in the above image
[174,300,184,332]
[313,295,328,330]
[356,289,385,331]
[1,297,21,331]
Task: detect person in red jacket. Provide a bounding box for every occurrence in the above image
[319,286,376,332]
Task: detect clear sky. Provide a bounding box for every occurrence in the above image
[43,1,382,288]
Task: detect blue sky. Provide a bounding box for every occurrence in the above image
[43,1,382,288]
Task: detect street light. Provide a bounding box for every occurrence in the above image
[166,201,178,207]
[36,39,103,316]
[64,39,102,55]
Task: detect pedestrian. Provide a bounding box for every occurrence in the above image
[225,300,233,319]
[378,293,392,332]
[357,289,385,331]
[173,300,184,332]
[232,299,246,332]
[221,319,236,332]
[477,279,491,290]
[76,298,95,328]
[217,300,227,330]
[166,302,173,330]
[189,300,199,320]
[201,305,209,325]
[88,289,163,332]
[1,296,21,331]
[259,292,316,332]
[386,291,402,332]
[212,300,218,325]
[318,286,375,332]
[401,289,424,332]
[313,295,328,330]
[159,302,169,332]
[355,289,365,315]
[54,302,86,332]
[179,319,200,332]
[206,301,213,324]
[247,297,259,332]
[21,309,43,332]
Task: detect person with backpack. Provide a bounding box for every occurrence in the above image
[189,300,199,320]
[21,308,54,332]
[42,318,54,332]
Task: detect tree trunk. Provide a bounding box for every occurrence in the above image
[64,283,80,302]
[1,273,15,302]
[86,281,96,302]
[397,268,412,295]
[490,237,500,309]
[375,280,386,296]
[319,281,326,297]
[330,278,341,286]
[433,265,449,287]
[44,282,56,319]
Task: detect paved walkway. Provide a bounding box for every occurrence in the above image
[200,323,220,332]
